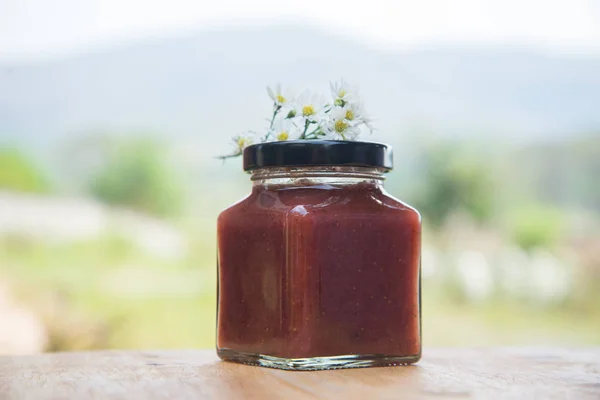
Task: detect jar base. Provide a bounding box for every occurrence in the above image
[217,348,420,371]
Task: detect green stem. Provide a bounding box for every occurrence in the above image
[215,152,242,161]
[300,119,311,139]
[305,126,325,139]
[264,104,281,141]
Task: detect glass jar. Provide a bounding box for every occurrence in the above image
[217,141,421,370]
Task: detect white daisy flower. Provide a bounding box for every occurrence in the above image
[232,134,253,154]
[330,79,356,105]
[341,102,362,122]
[325,108,360,140]
[344,101,374,134]
[266,84,294,106]
[295,91,326,122]
[271,118,299,141]
[362,114,374,134]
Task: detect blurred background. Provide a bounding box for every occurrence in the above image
[1,0,599,354]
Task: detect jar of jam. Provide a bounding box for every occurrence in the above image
[217,140,421,370]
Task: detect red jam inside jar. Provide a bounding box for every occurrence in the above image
[217,141,421,370]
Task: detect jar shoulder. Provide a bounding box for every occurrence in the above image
[218,187,421,226]
[217,193,254,222]
[378,189,422,219]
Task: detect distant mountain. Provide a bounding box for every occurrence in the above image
[1,24,600,155]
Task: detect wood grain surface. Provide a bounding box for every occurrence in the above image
[0,348,599,399]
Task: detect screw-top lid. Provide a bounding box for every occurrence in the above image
[243,140,393,172]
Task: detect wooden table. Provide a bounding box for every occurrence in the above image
[1,348,599,399]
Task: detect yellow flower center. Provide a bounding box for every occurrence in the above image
[276,95,287,104]
[236,138,249,150]
[334,120,348,133]
[277,131,289,141]
[302,105,316,117]
[339,89,346,98]
[345,110,354,120]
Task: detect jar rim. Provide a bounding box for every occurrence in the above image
[249,166,387,182]
[242,140,393,172]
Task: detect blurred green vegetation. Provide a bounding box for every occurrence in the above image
[2,231,216,351]
[519,134,600,212]
[0,149,50,193]
[89,138,184,217]
[411,141,495,228]
[507,205,565,251]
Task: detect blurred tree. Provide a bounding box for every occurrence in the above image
[413,142,495,228]
[521,134,600,212]
[508,205,564,251]
[89,138,184,217]
[0,148,50,193]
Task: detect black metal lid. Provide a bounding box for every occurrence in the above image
[243,140,393,171]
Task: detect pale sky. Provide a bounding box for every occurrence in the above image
[1,0,600,62]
